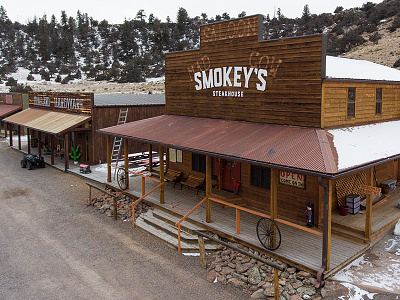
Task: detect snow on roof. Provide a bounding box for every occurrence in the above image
[328,120,400,171]
[93,94,165,107]
[326,56,400,82]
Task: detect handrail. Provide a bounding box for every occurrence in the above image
[174,196,208,252]
[132,182,164,228]
[112,164,161,183]
[174,194,322,252]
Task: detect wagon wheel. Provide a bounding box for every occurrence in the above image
[256,217,281,251]
[117,168,128,190]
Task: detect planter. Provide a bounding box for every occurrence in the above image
[340,205,349,216]
[73,161,78,165]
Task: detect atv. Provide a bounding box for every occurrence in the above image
[21,154,46,170]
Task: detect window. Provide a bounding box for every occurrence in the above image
[192,153,206,173]
[376,88,382,115]
[347,87,356,118]
[169,148,182,163]
[251,165,271,190]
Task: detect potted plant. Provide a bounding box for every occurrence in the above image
[69,145,81,164]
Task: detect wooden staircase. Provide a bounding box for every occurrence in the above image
[135,208,218,253]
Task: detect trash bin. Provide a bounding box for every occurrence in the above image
[340,205,349,216]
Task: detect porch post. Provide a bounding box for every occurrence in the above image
[149,144,153,172]
[159,145,164,204]
[270,168,278,220]
[27,128,31,154]
[365,167,373,241]
[166,147,170,170]
[38,132,42,156]
[4,122,7,138]
[107,135,111,182]
[51,135,55,165]
[64,132,69,171]
[9,124,13,147]
[206,155,212,223]
[18,125,21,150]
[124,138,129,190]
[326,180,332,270]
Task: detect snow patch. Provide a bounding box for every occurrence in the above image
[339,282,376,300]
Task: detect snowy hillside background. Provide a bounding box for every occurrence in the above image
[0,1,400,92]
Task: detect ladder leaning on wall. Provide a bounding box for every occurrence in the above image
[112,108,129,179]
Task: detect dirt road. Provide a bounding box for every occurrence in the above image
[0,140,247,299]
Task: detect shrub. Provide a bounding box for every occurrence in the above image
[55,75,62,83]
[27,73,35,81]
[5,77,17,86]
[9,83,33,92]
[369,32,381,44]
[394,58,400,68]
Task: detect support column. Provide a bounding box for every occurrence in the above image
[326,180,332,270]
[38,132,42,156]
[365,167,373,241]
[107,135,111,182]
[159,145,164,204]
[270,168,278,220]
[27,128,31,154]
[4,122,7,138]
[206,155,212,223]
[51,135,55,165]
[18,126,21,150]
[149,144,153,173]
[64,132,69,172]
[9,124,13,147]
[124,138,129,190]
[166,147,170,170]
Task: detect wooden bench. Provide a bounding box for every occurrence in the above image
[180,173,205,195]
[164,169,183,188]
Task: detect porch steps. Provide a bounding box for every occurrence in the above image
[210,193,248,208]
[135,209,218,253]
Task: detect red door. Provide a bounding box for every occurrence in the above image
[222,160,241,192]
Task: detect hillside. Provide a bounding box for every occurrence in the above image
[0,0,399,94]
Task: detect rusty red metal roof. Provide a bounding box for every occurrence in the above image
[98,115,340,174]
[0,104,21,118]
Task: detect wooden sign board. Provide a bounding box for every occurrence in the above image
[361,185,381,196]
[29,92,93,115]
[280,171,305,189]
[5,94,13,104]
[166,15,326,127]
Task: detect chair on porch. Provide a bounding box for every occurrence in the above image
[164,169,183,188]
[180,173,205,195]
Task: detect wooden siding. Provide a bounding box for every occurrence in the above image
[165,16,324,127]
[322,81,400,128]
[29,92,93,115]
[91,105,165,164]
[0,93,25,106]
[169,151,320,225]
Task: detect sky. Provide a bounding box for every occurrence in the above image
[2,0,372,24]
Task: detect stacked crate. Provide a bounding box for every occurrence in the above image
[346,194,361,214]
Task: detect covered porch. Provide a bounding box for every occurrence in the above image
[3,108,92,171]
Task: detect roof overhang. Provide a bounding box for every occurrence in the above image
[98,115,400,179]
[0,104,22,118]
[4,108,91,135]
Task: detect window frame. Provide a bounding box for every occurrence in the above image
[250,165,271,190]
[375,88,382,115]
[169,148,182,163]
[192,153,206,173]
[347,87,356,118]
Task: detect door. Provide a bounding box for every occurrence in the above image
[222,160,241,192]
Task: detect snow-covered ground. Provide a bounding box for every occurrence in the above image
[0,67,165,94]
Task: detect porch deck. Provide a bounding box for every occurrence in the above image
[106,174,367,277]
[332,186,400,243]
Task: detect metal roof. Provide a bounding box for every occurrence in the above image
[93,94,165,107]
[0,104,21,118]
[4,108,91,135]
[98,115,340,175]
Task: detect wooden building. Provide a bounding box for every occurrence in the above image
[0,93,28,137]
[4,92,165,170]
[98,15,400,279]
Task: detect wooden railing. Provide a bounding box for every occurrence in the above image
[110,164,164,228]
[175,194,322,252]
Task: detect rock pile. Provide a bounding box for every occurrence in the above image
[89,191,152,220]
[206,243,322,299]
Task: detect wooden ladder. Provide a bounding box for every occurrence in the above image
[112,108,129,178]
